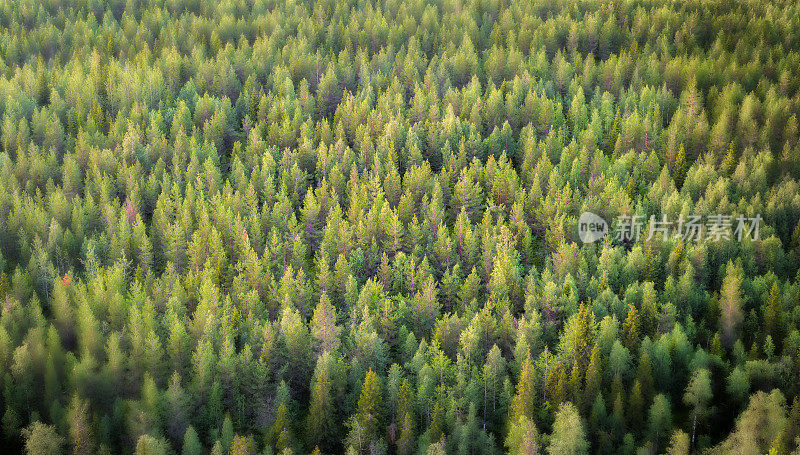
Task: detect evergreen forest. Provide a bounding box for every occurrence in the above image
[1,0,800,454]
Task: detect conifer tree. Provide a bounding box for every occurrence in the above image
[636,352,655,402]
[548,402,588,455]
[683,368,712,448]
[719,262,744,348]
[351,370,383,448]
[627,380,645,432]
[67,394,94,455]
[510,356,536,422]
[268,404,294,453]
[764,283,782,342]
[311,292,341,354]
[622,306,641,351]
[22,422,64,455]
[584,345,602,407]
[396,411,415,455]
[306,366,336,451]
[505,416,539,455]
[182,426,203,455]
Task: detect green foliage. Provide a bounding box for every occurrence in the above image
[720,261,745,348]
[181,426,202,455]
[714,390,788,454]
[648,394,673,451]
[0,0,798,453]
[548,402,588,455]
[684,368,712,447]
[510,355,536,422]
[305,361,337,451]
[22,421,63,455]
[134,435,170,455]
[505,416,539,455]
[352,370,383,446]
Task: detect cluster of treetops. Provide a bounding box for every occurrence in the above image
[1,0,800,453]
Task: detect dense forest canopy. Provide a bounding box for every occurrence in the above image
[0,0,799,453]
